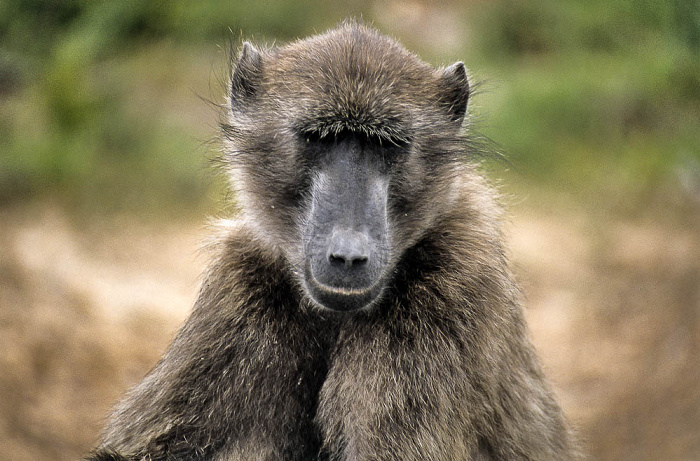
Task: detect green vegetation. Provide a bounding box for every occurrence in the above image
[468,0,700,208]
[0,1,353,213]
[1,0,698,214]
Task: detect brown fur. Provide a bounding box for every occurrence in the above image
[88,22,579,461]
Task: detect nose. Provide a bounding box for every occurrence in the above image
[327,228,369,269]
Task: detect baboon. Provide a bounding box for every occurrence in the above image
[88,23,578,461]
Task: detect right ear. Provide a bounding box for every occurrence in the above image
[438,61,470,125]
[231,42,263,107]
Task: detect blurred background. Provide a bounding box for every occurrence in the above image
[1,1,698,460]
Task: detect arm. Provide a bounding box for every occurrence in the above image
[91,236,336,461]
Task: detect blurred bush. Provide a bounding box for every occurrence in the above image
[468,0,700,208]
[0,0,365,212]
[1,0,698,213]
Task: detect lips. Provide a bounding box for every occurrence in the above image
[303,261,386,312]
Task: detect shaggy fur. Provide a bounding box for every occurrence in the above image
[88,22,578,460]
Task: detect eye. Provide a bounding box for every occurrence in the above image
[375,134,411,163]
[303,131,324,144]
[299,128,410,169]
[299,131,330,167]
[378,144,409,169]
[302,129,351,146]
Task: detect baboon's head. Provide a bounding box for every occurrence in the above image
[224,23,470,312]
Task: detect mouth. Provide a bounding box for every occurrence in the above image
[302,262,386,312]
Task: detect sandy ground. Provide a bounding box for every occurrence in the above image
[0,201,698,460]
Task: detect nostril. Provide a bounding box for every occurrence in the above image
[327,229,371,269]
[329,254,346,267]
[328,252,368,269]
[353,256,368,267]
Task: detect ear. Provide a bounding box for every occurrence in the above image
[231,42,263,107]
[438,61,470,124]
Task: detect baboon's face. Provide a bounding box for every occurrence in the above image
[300,132,395,311]
[225,26,469,312]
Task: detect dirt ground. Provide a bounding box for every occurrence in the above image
[0,200,698,460]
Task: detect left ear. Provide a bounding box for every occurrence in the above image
[230,42,264,109]
[438,62,470,125]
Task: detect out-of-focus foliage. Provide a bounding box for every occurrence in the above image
[467,0,700,207]
[0,0,364,212]
[1,0,698,213]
